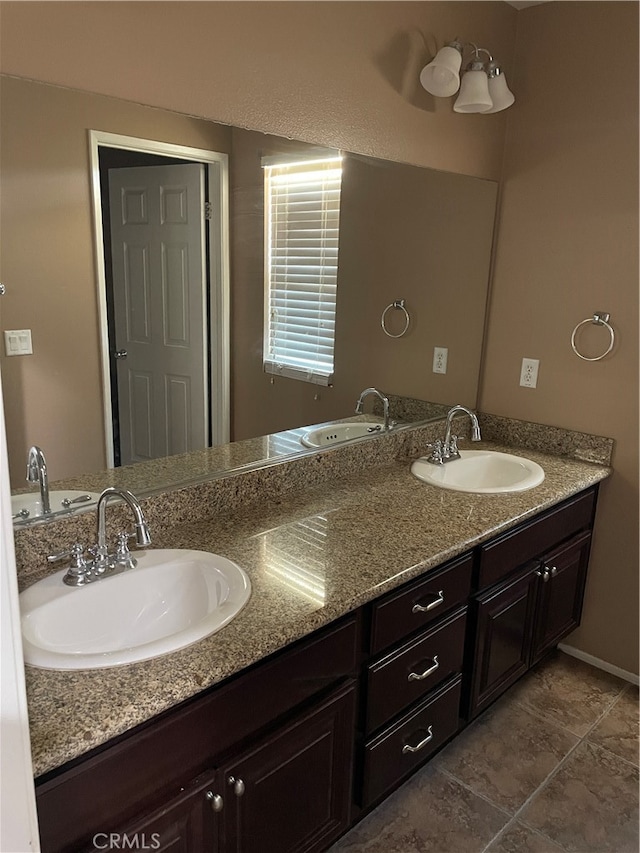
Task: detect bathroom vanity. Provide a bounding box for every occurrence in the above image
[21,426,609,853]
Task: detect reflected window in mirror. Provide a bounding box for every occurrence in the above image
[262,153,343,386]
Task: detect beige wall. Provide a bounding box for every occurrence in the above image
[0,1,515,180]
[480,1,639,674]
[0,77,232,485]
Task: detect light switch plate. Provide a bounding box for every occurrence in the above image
[4,329,33,356]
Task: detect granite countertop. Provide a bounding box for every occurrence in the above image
[26,441,610,779]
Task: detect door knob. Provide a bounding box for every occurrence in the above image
[114,349,128,359]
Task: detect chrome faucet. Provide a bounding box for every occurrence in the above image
[93,487,152,574]
[26,445,51,514]
[355,387,391,430]
[49,487,151,586]
[426,405,482,465]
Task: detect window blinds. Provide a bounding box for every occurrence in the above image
[263,155,343,385]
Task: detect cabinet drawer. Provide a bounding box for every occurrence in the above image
[360,675,462,807]
[370,553,473,654]
[365,607,466,734]
[478,487,596,589]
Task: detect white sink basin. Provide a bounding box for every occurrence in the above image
[12,490,101,522]
[411,450,545,494]
[20,549,251,670]
[301,422,384,448]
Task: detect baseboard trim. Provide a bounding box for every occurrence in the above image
[558,643,639,686]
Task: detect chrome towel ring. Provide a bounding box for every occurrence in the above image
[381,299,410,338]
[571,312,615,362]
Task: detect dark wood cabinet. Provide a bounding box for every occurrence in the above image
[531,531,592,664]
[468,564,540,716]
[219,682,355,853]
[88,775,218,853]
[98,683,356,853]
[35,486,600,853]
[468,523,594,719]
[36,617,359,853]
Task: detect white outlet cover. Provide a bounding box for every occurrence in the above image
[433,346,448,374]
[520,357,539,388]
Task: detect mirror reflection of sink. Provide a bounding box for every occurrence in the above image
[300,422,384,448]
[20,549,251,670]
[11,490,101,521]
[411,450,545,494]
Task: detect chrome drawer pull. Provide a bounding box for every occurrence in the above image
[402,725,434,754]
[412,591,444,613]
[408,656,439,682]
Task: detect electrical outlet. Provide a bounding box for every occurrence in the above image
[433,346,448,374]
[520,357,539,388]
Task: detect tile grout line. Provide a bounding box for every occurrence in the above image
[479,816,561,853]
[435,766,513,819]
[501,685,635,846]
[466,680,633,853]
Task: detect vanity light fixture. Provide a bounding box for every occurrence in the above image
[420,40,515,113]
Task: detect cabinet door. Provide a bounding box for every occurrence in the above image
[220,682,356,853]
[531,532,592,665]
[86,774,219,853]
[467,565,539,719]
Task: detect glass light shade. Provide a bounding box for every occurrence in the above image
[453,70,493,113]
[486,71,515,113]
[419,46,462,97]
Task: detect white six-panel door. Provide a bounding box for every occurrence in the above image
[108,163,208,465]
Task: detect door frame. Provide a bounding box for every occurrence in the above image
[88,130,230,468]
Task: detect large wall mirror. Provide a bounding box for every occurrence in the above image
[0,76,497,511]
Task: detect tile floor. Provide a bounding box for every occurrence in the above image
[330,651,639,853]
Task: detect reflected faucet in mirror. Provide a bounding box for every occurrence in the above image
[26,446,50,515]
[355,388,392,431]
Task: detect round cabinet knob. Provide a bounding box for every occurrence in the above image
[227,775,245,797]
[205,791,224,812]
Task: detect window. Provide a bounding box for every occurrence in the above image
[263,154,343,385]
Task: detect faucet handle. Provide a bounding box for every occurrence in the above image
[425,440,444,465]
[48,542,86,565]
[48,543,94,587]
[447,434,461,459]
[114,531,138,570]
[87,543,113,575]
